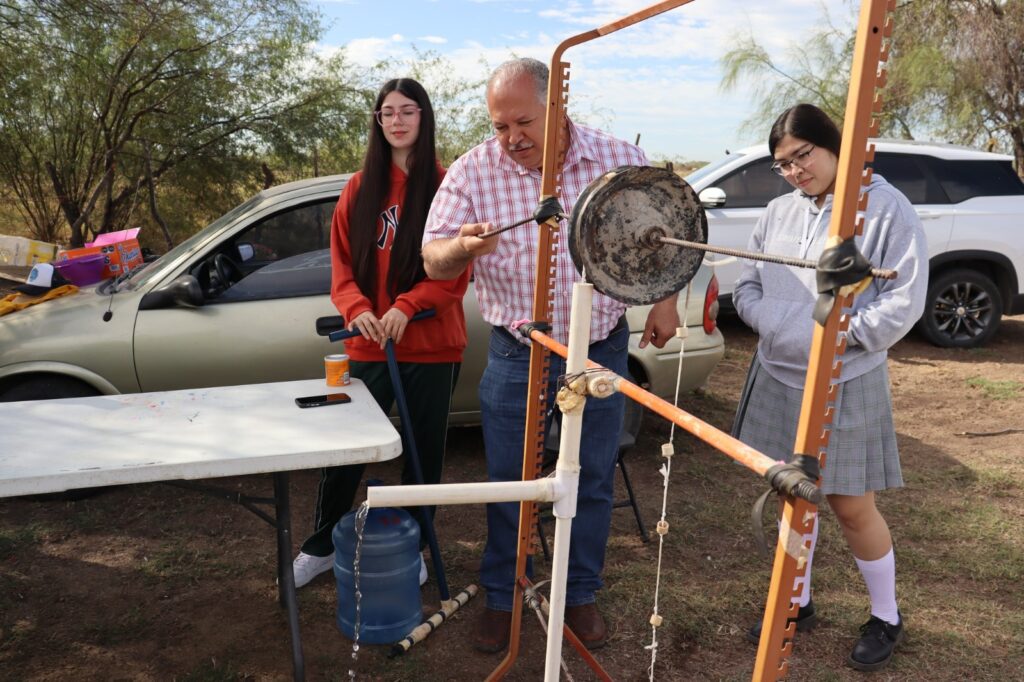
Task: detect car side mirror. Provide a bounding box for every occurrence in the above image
[138,274,205,310]
[699,187,727,209]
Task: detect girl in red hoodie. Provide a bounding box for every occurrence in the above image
[293,78,469,588]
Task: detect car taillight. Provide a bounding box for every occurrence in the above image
[703,274,719,335]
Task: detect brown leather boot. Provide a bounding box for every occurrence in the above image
[565,603,609,650]
[474,607,512,653]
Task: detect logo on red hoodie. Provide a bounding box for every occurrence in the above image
[376,205,399,250]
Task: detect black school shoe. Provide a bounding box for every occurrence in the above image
[746,600,818,644]
[848,613,905,671]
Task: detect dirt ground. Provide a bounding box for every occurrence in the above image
[1,312,1022,681]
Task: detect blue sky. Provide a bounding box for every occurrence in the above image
[312,0,854,162]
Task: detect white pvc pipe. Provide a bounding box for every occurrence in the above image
[362,282,594,682]
[366,478,556,508]
[544,282,592,682]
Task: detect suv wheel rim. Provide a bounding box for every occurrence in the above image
[933,281,993,341]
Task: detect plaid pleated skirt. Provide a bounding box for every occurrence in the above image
[732,355,903,496]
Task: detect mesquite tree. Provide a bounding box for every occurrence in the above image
[719,0,1024,175]
[0,0,364,246]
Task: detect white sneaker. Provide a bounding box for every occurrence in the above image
[292,551,333,588]
[419,553,428,586]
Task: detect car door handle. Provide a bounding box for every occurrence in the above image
[916,211,943,220]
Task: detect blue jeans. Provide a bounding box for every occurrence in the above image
[478,323,628,611]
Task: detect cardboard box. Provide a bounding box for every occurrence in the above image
[0,235,58,266]
[57,238,144,279]
[86,227,140,248]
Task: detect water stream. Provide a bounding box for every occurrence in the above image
[347,501,370,681]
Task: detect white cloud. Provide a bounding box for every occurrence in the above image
[339,37,398,64]
[311,0,857,158]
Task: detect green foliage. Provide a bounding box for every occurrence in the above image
[380,48,494,166]
[0,0,369,246]
[0,523,43,559]
[140,543,232,583]
[0,3,504,249]
[965,376,1023,401]
[256,49,378,182]
[891,0,1024,170]
[719,0,1024,173]
[719,4,856,141]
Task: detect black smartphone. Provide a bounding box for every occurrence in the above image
[295,393,352,408]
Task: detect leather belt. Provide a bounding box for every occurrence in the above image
[493,315,627,346]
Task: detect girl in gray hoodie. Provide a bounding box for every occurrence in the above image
[734,103,927,672]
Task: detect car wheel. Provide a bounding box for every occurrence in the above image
[0,375,109,501]
[0,374,101,402]
[918,268,1003,348]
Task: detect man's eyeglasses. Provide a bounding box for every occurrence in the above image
[770,144,816,176]
[374,107,421,125]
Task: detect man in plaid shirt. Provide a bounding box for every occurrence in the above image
[423,57,678,653]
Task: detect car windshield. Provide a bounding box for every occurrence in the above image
[685,151,747,185]
[122,194,264,291]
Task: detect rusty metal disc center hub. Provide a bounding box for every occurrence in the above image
[568,165,708,305]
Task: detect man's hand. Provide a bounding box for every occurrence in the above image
[350,310,384,345]
[422,223,496,281]
[639,295,680,349]
[456,222,499,258]
[379,308,410,347]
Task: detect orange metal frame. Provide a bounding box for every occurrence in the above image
[488,6,697,680]
[488,0,894,679]
[753,1,895,679]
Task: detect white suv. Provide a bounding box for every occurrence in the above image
[686,140,1024,348]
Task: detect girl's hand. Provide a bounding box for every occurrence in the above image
[380,308,410,347]
[350,311,384,345]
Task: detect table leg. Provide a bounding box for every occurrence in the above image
[273,472,305,682]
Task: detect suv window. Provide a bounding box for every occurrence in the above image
[870,153,949,204]
[929,159,1024,203]
[715,157,791,208]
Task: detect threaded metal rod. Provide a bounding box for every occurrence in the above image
[655,235,897,280]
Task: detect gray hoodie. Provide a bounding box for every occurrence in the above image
[733,174,928,389]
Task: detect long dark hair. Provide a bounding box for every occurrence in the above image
[768,103,842,157]
[348,78,438,302]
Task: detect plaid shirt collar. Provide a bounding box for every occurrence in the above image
[490,118,595,178]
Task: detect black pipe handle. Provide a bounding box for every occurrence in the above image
[327,309,436,343]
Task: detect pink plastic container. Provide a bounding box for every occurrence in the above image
[55,254,106,286]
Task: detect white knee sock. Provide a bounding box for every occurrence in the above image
[854,548,900,625]
[790,514,818,607]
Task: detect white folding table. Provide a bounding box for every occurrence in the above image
[0,378,402,681]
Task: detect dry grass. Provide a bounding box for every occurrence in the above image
[1,316,1023,680]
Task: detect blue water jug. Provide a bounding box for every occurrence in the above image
[333,506,422,644]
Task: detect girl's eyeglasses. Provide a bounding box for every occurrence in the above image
[770,144,816,176]
[374,107,421,125]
